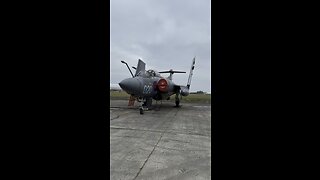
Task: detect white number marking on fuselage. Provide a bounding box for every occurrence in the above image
[143,85,152,94]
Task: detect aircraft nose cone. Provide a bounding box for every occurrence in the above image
[119,78,140,94]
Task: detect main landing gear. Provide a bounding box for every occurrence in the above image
[175,93,180,107]
[139,107,144,114]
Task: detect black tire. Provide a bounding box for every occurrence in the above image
[175,100,180,107]
[140,108,144,114]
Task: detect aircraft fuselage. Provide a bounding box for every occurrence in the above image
[119,76,176,100]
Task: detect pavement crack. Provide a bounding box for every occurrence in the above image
[132,129,165,180]
[132,109,179,180]
[110,100,211,180]
[110,126,164,133]
[110,115,119,120]
[110,126,210,138]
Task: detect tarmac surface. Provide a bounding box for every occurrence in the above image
[110,100,211,180]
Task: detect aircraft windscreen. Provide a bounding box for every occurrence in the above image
[146,69,156,77]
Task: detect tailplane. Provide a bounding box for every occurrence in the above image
[159,69,186,80]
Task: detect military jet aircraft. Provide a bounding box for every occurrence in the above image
[119,57,195,114]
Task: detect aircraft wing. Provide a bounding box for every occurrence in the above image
[134,59,145,76]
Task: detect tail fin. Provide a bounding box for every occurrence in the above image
[187,57,196,89]
[134,59,146,76]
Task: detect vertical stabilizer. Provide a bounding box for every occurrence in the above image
[187,57,196,89]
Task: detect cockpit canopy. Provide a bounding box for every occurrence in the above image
[145,69,161,77]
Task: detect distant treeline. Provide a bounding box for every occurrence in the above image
[190,91,207,94]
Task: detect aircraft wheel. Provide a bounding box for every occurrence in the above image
[175,100,180,107]
[140,108,144,114]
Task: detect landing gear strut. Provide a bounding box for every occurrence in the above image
[137,98,145,114]
[138,98,151,115]
[139,107,144,114]
[175,93,180,107]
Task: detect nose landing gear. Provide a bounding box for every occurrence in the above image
[138,97,151,114]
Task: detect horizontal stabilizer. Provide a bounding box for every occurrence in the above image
[159,69,185,80]
[159,70,186,74]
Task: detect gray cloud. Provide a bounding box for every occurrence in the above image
[110,0,211,92]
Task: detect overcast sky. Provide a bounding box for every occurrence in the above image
[110,0,211,92]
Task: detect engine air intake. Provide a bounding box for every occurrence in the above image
[157,79,168,92]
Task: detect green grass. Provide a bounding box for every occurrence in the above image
[176,93,211,103]
[110,91,211,103]
[110,91,130,100]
